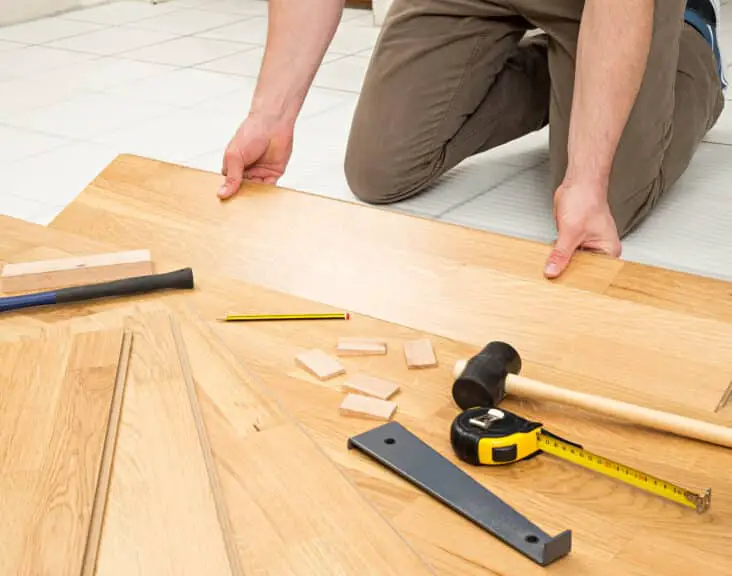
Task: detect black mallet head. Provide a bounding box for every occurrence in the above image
[451,341,522,410]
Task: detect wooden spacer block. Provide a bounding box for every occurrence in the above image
[403,338,437,369]
[0,249,154,293]
[339,393,397,421]
[336,337,387,356]
[295,349,346,380]
[343,373,400,400]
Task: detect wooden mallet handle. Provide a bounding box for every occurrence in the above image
[452,358,732,448]
[506,373,732,448]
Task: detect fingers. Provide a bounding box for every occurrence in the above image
[218,149,245,200]
[543,228,582,279]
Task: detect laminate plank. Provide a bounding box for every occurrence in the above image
[81,330,133,576]
[0,327,125,576]
[169,316,243,576]
[93,311,234,576]
[48,155,622,295]
[167,300,433,574]
[606,262,732,323]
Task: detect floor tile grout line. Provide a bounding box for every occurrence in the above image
[1,12,262,60]
[2,15,374,90]
[0,3,373,190]
[435,159,550,219]
[2,9,376,64]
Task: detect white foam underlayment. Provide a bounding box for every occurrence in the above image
[0,0,730,283]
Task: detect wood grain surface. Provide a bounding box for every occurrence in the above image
[47,155,732,323]
[167,300,432,574]
[92,310,234,576]
[44,156,732,423]
[0,152,730,574]
[81,330,133,576]
[0,327,125,576]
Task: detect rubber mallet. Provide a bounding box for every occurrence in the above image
[452,341,732,449]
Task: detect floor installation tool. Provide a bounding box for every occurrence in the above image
[451,406,712,513]
[452,341,732,449]
[0,268,194,313]
[348,421,572,567]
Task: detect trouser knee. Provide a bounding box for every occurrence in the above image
[344,134,407,205]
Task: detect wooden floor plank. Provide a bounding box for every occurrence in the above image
[81,330,133,576]
[168,301,434,574]
[0,327,125,576]
[93,311,234,576]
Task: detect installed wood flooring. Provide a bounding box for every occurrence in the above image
[0,153,730,574]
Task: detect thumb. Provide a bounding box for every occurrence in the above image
[544,226,582,279]
[218,149,246,199]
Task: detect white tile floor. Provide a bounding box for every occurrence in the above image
[0,0,731,282]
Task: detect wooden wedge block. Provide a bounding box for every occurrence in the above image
[340,393,397,421]
[336,337,387,356]
[295,348,346,380]
[343,373,400,400]
[0,249,153,293]
[403,338,438,368]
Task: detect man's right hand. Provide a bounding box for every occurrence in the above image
[216,0,345,199]
[218,114,294,199]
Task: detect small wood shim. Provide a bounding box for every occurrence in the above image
[295,349,346,380]
[343,373,400,400]
[336,337,387,357]
[403,339,437,369]
[339,394,397,421]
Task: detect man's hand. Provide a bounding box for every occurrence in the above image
[543,182,621,279]
[216,0,344,199]
[542,0,653,278]
[218,115,294,199]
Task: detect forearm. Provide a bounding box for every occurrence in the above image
[563,0,654,192]
[250,0,345,125]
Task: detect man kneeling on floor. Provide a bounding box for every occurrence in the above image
[217,0,726,279]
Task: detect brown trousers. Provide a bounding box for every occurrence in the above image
[344,0,724,237]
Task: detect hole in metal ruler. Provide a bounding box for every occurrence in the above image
[525,535,539,543]
[384,438,395,445]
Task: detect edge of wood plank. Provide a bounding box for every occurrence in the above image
[169,314,244,576]
[81,329,133,576]
[714,380,732,414]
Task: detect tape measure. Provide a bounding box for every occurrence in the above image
[450,407,712,513]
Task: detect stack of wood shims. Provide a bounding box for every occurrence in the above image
[295,336,438,422]
[1,302,432,575]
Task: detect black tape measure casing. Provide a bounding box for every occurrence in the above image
[450,407,544,466]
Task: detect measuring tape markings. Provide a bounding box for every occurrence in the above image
[536,431,709,512]
[453,407,711,513]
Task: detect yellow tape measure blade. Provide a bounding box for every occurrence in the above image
[537,432,711,513]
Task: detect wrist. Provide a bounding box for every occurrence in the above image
[560,167,610,201]
[250,86,304,126]
[247,103,296,136]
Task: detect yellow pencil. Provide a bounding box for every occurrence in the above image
[219,312,351,322]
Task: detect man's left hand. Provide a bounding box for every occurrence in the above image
[543,181,622,279]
